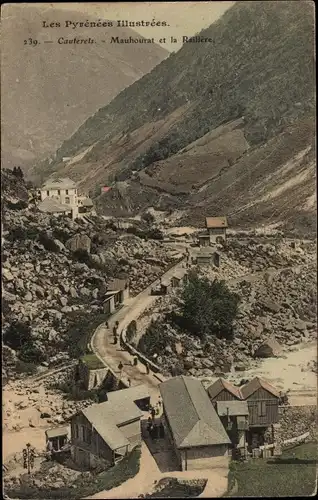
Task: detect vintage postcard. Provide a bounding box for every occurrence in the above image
[1,1,316,498]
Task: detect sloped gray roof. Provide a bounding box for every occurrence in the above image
[198,248,214,257]
[216,401,249,417]
[38,197,71,213]
[172,269,187,280]
[108,278,129,291]
[41,177,77,190]
[107,384,150,404]
[82,397,143,451]
[82,198,94,207]
[45,426,70,439]
[159,376,231,449]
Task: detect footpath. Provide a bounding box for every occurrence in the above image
[91,259,187,400]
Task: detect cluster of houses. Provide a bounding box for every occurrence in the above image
[34,177,95,220]
[46,374,282,472]
[194,216,227,267]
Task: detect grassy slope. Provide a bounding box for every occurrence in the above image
[227,443,317,497]
[49,0,314,175]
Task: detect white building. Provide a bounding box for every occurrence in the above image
[39,178,78,207]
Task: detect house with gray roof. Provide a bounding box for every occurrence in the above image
[70,389,143,469]
[159,376,231,471]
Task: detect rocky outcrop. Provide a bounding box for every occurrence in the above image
[2,174,181,377]
[66,234,92,253]
[136,237,316,378]
[254,338,282,358]
[278,406,318,443]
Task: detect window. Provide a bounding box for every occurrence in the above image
[66,189,69,195]
[65,196,70,204]
[46,190,50,196]
[258,401,267,417]
[58,190,60,195]
[74,423,79,439]
[83,426,92,444]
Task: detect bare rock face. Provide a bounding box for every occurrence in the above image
[254,337,282,358]
[66,234,91,254]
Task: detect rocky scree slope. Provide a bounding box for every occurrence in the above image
[1,170,180,379]
[137,237,317,377]
[35,1,315,231]
[1,4,168,172]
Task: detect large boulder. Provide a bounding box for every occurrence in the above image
[66,234,91,253]
[260,298,280,313]
[254,337,282,358]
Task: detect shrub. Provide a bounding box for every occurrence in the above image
[126,320,137,343]
[3,321,32,350]
[38,232,60,252]
[15,360,37,375]
[73,248,91,264]
[19,341,47,364]
[66,312,110,358]
[141,212,155,225]
[180,271,240,340]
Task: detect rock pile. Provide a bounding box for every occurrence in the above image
[4,460,81,492]
[2,173,181,376]
[3,369,94,433]
[224,237,316,272]
[278,406,318,443]
[101,235,179,295]
[137,238,316,378]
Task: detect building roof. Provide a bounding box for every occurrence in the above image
[240,377,280,399]
[161,279,171,288]
[207,378,243,401]
[197,248,214,257]
[159,376,231,449]
[198,232,210,238]
[82,198,94,207]
[205,217,228,229]
[107,278,128,291]
[45,426,70,439]
[38,197,71,213]
[41,177,77,190]
[104,291,117,300]
[107,385,150,404]
[216,401,249,417]
[82,397,143,451]
[172,269,187,280]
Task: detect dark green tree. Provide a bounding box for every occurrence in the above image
[180,271,239,340]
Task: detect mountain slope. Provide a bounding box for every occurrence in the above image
[33,1,315,232]
[1,5,168,170]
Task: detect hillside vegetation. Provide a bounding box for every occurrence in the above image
[33,1,315,232]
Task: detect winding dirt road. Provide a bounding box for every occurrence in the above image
[91,258,187,398]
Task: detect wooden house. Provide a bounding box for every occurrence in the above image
[207,378,243,404]
[240,377,280,449]
[196,248,221,267]
[71,394,143,469]
[170,269,188,288]
[216,401,249,450]
[46,426,70,453]
[198,232,211,247]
